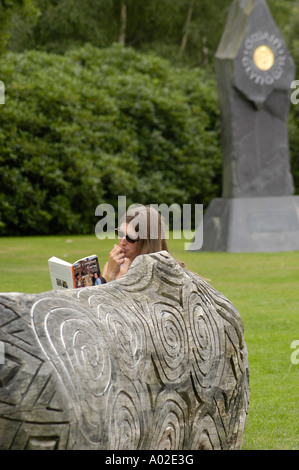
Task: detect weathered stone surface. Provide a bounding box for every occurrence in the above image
[215,0,295,198]
[191,0,299,253]
[193,196,299,252]
[0,252,249,450]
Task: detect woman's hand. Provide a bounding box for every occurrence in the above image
[102,244,126,282]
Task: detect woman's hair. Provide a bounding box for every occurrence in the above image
[123,205,169,255]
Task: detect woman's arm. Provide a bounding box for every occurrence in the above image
[102,245,125,282]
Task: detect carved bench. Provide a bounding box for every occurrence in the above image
[0,251,249,450]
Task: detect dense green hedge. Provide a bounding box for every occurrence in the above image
[0,44,222,235]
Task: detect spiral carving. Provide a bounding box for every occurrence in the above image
[0,251,249,450]
[150,302,189,384]
[188,289,225,392]
[86,291,148,380]
[149,391,186,450]
[106,377,148,450]
[31,297,112,445]
[190,410,222,450]
[106,307,145,371]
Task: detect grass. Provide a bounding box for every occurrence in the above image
[0,233,298,450]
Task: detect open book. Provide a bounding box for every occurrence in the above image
[48,254,104,290]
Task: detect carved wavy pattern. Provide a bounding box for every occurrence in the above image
[149,391,186,450]
[87,291,150,381]
[31,298,112,446]
[190,410,222,450]
[187,289,225,393]
[150,302,189,384]
[0,251,249,450]
[106,377,144,450]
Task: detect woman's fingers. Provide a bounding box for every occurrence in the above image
[110,245,125,264]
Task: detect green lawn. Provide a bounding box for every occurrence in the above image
[0,234,298,450]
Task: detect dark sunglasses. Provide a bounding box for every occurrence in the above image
[115,228,140,244]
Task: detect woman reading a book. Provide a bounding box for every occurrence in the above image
[102,205,170,283]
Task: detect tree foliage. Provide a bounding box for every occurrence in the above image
[8,0,296,67]
[0,0,298,237]
[0,0,39,52]
[0,44,222,235]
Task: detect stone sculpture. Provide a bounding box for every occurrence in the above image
[189,0,299,253]
[0,252,249,450]
[216,0,295,198]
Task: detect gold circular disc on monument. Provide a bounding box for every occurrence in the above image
[253,45,275,71]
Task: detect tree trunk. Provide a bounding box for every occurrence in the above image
[180,0,195,54]
[119,1,127,46]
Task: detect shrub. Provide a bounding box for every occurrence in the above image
[0,44,222,235]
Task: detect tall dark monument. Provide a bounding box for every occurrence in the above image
[190,0,299,252]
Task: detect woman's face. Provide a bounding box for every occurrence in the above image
[118,222,140,261]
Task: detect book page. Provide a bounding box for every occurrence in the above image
[48,257,75,290]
